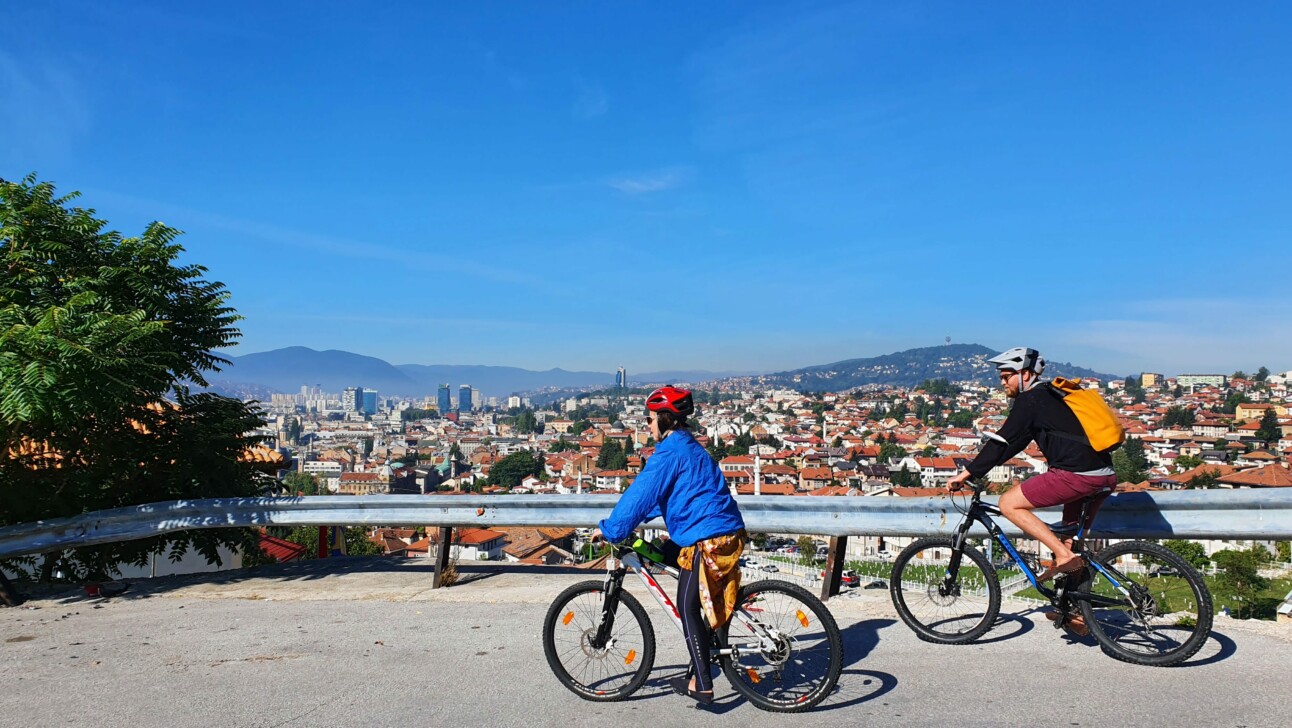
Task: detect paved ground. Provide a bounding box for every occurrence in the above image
[2,558,1289,728]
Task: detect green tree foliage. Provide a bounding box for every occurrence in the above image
[1231,370,1247,380]
[1276,541,1290,563]
[797,536,818,566]
[1162,539,1210,570]
[750,532,768,550]
[282,472,323,495]
[1174,455,1203,471]
[877,442,906,464]
[1113,437,1148,483]
[514,408,538,434]
[1162,406,1196,428]
[1212,548,1270,618]
[1255,409,1281,444]
[916,378,960,396]
[890,465,921,487]
[1,176,266,582]
[728,431,755,456]
[596,439,628,470]
[1123,375,1141,397]
[572,419,592,435]
[1188,469,1221,488]
[400,408,436,421]
[1221,391,1249,414]
[270,526,382,560]
[1254,366,1270,382]
[947,410,975,428]
[487,450,544,488]
[548,436,579,453]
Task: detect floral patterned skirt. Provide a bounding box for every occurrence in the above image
[677,529,748,630]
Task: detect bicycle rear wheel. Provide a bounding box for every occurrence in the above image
[542,580,656,700]
[890,537,1001,644]
[718,580,842,712]
[1077,540,1213,666]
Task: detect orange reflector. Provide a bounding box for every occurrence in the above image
[797,610,810,628]
[625,649,637,665]
[747,668,762,683]
[562,611,574,626]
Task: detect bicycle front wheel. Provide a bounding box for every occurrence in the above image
[718,580,842,713]
[890,537,1001,644]
[1078,540,1213,666]
[542,580,656,701]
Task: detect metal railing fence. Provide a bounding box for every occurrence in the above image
[3,489,1290,561]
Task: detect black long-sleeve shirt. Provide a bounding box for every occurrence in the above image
[966,384,1115,479]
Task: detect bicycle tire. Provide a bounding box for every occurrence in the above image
[1077,540,1213,667]
[542,580,656,701]
[717,579,843,713]
[890,537,1001,644]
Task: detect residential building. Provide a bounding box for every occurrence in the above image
[342,387,361,413]
[1176,374,1226,389]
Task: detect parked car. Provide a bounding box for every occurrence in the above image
[862,579,888,589]
[759,563,780,573]
[820,569,861,587]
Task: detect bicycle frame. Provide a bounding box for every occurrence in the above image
[947,487,1134,610]
[596,549,783,659]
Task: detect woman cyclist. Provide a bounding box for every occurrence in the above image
[591,386,747,705]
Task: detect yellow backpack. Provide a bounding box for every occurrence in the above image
[1048,377,1125,452]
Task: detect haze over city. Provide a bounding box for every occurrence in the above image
[4,2,1290,374]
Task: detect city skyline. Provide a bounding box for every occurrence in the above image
[5,2,1290,374]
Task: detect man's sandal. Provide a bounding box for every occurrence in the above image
[1036,556,1086,583]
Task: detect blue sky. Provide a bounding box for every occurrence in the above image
[5,2,1291,376]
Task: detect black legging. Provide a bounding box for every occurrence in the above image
[678,565,713,692]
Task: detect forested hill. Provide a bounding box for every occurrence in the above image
[742,344,1120,391]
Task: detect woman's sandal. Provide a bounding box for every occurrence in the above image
[668,676,715,705]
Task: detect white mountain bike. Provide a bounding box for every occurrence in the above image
[542,539,843,712]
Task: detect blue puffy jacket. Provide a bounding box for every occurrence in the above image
[598,429,745,547]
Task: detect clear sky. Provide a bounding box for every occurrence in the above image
[5,2,1290,376]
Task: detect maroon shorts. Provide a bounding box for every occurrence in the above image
[1019,469,1118,525]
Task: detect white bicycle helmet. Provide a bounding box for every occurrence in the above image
[987,347,1046,375]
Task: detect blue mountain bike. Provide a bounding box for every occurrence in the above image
[889,479,1213,666]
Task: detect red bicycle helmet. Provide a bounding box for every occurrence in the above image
[645,386,694,416]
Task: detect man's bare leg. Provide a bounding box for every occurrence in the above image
[997,485,1082,575]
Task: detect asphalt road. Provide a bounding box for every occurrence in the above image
[1,560,1289,728]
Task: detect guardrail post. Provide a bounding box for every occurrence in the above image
[820,536,847,602]
[432,527,453,589]
[0,572,24,607]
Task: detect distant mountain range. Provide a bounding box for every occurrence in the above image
[209,347,754,398]
[745,344,1120,390]
[206,344,1118,399]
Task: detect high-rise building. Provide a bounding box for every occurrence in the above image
[361,388,378,415]
[459,385,473,412]
[615,366,627,389]
[507,395,522,409]
[342,387,361,413]
[438,384,451,413]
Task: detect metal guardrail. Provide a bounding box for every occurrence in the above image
[3,489,1291,561]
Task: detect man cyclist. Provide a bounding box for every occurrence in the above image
[946,347,1118,594]
[590,386,747,705]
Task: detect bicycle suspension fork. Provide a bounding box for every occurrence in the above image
[591,568,627,650]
